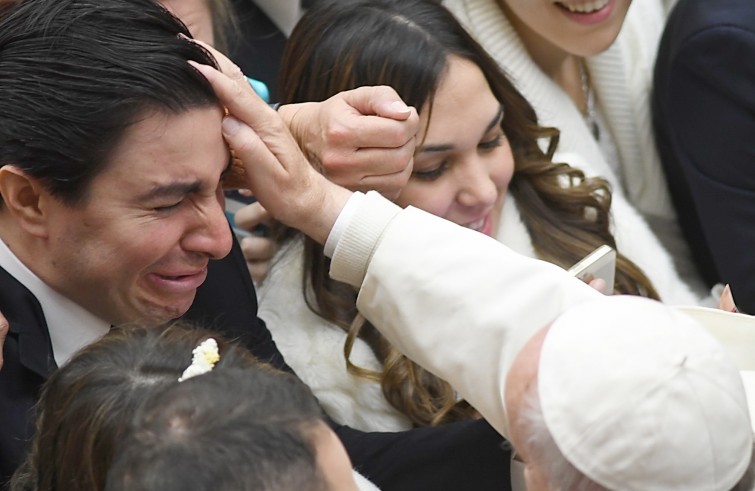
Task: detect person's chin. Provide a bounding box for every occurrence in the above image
[136,294,197,324]
[572,29,623,57]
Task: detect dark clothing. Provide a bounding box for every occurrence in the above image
[228,0,287,103]
[0,266,55,485]
[653,0,755,313]
[1,236,511,490]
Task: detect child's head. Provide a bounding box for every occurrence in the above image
[105,368,357,491]
[12,324,257,491]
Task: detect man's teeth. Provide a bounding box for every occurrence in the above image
[465,218,486,231]
[556,0,609,13]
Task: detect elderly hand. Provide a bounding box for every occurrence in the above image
[234,201,276,283]
[190,47,352,244]
[278,87,418,200]
[718,284,738,313]
[0,310,8,371]
[587,278,609,295]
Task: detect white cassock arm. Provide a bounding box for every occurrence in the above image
[330,192,602,438]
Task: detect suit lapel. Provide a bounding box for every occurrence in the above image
[0,266,56,379]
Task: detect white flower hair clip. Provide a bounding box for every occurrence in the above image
[178,338,220,382]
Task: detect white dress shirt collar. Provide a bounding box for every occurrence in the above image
[0,238,109,368]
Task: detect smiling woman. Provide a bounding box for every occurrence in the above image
[444,0,709,296]
[254,0,701,435]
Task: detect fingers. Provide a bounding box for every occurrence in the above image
[191,38,248,86]
[190,61,283,141]
[587,278,608,295]
[343,156,414,199]
[220,115,299,216]
[326,89,419,150]
[718,284,738,313]
[191,59,352,243]
[240,236,276,284]
[323,138,415,179]
[282,87,418,195]
[234,201,271,233]
[0,310,8,371]
[343,86,415,122]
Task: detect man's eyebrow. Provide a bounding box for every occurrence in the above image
[418,104,504,154]
[137,181,202,202]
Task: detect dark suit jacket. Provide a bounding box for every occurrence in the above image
[653,0,755,313]
[1,236,510,490]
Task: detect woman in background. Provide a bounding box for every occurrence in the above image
[442,0,707,294]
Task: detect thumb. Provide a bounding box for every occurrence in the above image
[345,86,415,121]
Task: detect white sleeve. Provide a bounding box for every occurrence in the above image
[330,191,602,437]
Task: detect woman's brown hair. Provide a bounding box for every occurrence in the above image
[275,0,659,428]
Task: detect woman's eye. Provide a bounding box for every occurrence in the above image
[479,134,504,150]
[412,160,450,181]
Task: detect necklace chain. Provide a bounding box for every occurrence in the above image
[578,59,600,141]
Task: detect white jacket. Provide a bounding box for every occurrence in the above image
[329,191,603,437]
[444,0,703,291]
[259,152,704,432]
[327,192,755,438]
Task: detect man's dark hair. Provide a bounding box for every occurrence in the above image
[0,0,219,206]
[105,367,332,491]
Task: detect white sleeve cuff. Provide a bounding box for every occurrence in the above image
[329,191,402,287]
[324,191,365,258]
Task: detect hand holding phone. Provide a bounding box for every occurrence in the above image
[568,245,617,295]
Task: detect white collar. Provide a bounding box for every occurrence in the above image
[495,193,537,259]
[0,238,109,368]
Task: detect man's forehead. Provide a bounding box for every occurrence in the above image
[98,107,228,183]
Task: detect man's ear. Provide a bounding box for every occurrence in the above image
[0,165,52,237]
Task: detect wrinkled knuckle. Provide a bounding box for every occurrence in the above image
[325,123,352,145]
[393,123,417,145]
[229,80,245,101]
[319,150,350,173]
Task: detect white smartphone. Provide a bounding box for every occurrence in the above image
[568,245,616,295]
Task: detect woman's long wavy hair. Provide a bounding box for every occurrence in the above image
[276,0,658,427]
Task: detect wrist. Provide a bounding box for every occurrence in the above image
[277,102,319,163]
[302,178,352,245]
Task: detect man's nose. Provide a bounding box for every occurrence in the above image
[183,195,233,260]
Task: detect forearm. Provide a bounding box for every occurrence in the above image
[330,192,602,437]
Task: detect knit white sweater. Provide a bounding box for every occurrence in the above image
[443,0,704,294]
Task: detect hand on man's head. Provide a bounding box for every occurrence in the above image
[189,42,352,245]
